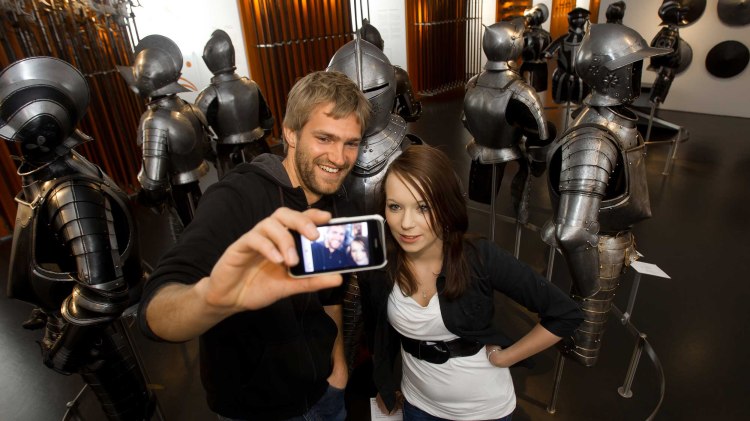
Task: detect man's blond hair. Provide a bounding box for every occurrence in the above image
[283,71,371,137]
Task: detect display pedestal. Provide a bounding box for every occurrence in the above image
[544,249,668,420]
[475,162,540,258]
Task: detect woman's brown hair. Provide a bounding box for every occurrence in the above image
[377,144,470,299]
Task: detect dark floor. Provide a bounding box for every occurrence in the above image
[2,91,749,420]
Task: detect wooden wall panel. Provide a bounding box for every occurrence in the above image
[0,2,143,236]
[237,0,355,140]
[589,0,601,23]
[496,0,532,22]
[550,0,576,39]
[406,0,482,96]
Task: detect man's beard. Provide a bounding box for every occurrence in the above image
[295,147,351,197]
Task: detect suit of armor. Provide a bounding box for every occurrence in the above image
[196,30,274,178]
[606,1,627,24]
[2,57,152,420]
[648,2,692,104]
[463,18,550,222]
[327,38,421,370]
[542,24,669,367]
[358,19,422,122]
[545,8,591,104]
[521,4,552,92]
[119,34,210,227]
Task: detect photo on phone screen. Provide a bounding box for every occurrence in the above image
[290,215,387,277]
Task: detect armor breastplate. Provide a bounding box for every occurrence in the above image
[547,106,651,232]
[465,72,546,162]
[7,153,140,310]
[346,115,407,213]
[209,74,264,145]
[523,28,551,63]
[559,32,584,72]
[138,97,210,185]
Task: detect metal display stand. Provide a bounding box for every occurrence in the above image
[475,162,540,258]
[544,248,667,420]
[634,105,689,176]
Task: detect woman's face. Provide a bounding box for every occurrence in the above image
[384,173,442,259]
[350,241,369,265]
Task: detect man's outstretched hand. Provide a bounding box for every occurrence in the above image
[198,208,342,312]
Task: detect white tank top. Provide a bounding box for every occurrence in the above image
[387,284,516,420]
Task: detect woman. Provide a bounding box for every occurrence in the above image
[359,145,582,420]
[348,236,370,266]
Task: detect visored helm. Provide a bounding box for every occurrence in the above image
[483,17,526,70]
[575,23,669,106]
[326,39,396,136]
[118,34,188,98]
[524,4,549,27]
[658,0,689,26]
[568,7,590,30]
[358,18,384,51]
[0,57,90,163]
[203,29,237,75]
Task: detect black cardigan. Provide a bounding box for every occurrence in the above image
[359,237,583,411]
[137,154,353,419]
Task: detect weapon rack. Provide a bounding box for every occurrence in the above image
[495,0,531,21]
[237,0,357,140]
[405,0,483,97]
[0,0,144,238]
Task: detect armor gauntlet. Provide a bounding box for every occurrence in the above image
[138,127,170,192]
[555,127,619,297]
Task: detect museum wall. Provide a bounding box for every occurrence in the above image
[129,0,749,118]
[132,0,249,103]
[599,0,750,118]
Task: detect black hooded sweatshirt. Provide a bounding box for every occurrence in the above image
[138,154,353,419]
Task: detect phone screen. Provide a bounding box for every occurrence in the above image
[290,216,387,277]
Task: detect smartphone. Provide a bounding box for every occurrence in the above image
[289,214,387,278]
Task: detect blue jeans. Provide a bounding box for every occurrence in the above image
[403,399,512,421]
[216,385,346,421]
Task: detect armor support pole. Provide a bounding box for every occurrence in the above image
[547,352,566,414]
[618,333,647,398]
[621,272,642,324]
[489,163,498,241]
[645,102,657,142]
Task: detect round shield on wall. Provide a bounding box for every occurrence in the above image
[678,0,707,27]
[718,0,750,27]
[705,41,750,78]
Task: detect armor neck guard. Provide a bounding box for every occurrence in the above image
[596,106,637,128]
[210,72,241,84]
[148,94,183,110]
[584,91,628,107]
[354,114,407,175]
[485,61,513,71]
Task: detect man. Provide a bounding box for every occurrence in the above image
[311,225,351,270]
[137,71,371,420]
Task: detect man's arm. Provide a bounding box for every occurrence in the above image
[323,303,348,389]
[143,208,343,342]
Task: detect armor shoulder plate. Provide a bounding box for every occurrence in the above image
[195,86,218,116]
[554,124,620,196]
[355,115,407,175]
[507,79,548,139]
